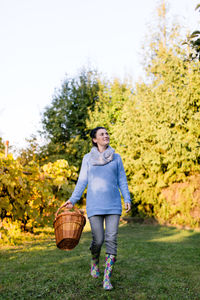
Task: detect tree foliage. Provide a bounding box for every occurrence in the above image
[1,1,200,236]
[40,68,101,166]
[111,10,200,226]
[87,2,200,227]
[0,153,78,233]
[87,78,134,148]
[0,137,4,153]
[17,135,40,166]
[183,4,200,61]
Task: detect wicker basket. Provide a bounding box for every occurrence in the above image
[53,206,86,251]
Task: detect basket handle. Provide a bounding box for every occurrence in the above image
[55,204,82,219]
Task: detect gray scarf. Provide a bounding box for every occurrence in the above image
[90,146,115,166]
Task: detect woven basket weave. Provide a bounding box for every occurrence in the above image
[53,206,86,251]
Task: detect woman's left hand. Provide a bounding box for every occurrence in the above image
[125,202,131,213]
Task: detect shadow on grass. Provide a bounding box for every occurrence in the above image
[0,223,200,300]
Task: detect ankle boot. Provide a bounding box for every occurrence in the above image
[103,254,116,290]
[91,253,100,278]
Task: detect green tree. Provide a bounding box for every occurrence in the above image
[87,78,134,148]
[40,68,101,166]
[112,2,200,227]
[183,4,200,61]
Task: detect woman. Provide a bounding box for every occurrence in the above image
[63,126,131,290]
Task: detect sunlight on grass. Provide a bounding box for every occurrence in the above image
[148,229,197,243]
[1,224,200,299]
[58,255,85,263]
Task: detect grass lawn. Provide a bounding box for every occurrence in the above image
[0,222,200,300]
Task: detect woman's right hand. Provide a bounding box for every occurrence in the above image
[63,200,74,209]
[55,201,74,217]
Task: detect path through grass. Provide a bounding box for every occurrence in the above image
[0,223,200,299]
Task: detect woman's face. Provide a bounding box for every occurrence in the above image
[93,128,110,148]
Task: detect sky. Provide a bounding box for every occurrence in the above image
[0,0,199,150]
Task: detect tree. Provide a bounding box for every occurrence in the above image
[0,152,78,233]
[17,135,40,166]
[40,68,101,166]
[87,78,134,148]
[183,4,200,61]
[112,2,200,227]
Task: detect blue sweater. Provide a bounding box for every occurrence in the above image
[69,152,131,218]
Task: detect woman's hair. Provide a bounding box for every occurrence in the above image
[90,126,106,147]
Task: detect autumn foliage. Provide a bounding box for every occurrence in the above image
[0,153,78,241]
[1,3,200,243]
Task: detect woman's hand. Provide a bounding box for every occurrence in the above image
[63,200,74,209]
[58,200,73,211]
[55,201,74,218]
[125,202,131,213]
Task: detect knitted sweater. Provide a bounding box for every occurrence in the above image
[69,152,131,218]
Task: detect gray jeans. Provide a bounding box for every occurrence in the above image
[89,214,120,256]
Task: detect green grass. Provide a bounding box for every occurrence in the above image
[0,222,200,300]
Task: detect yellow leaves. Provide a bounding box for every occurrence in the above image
[7,186,14,199]
[0,196,10,210]
[32,197,43,206]
[42,159,70,178]
[53,176,67,188]
[18,176,23,186]
[41,159,78,187]
[156,178,167,189]
[0,154,78,230]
